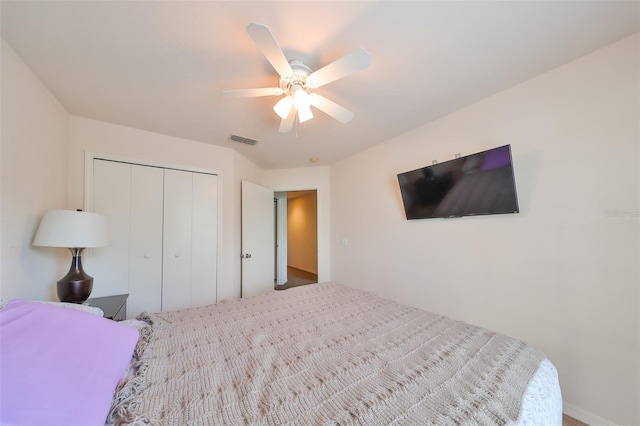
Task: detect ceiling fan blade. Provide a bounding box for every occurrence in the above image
[310,93,354,123]
[246,23,293,78]
[279,108,296,133]
[222,87,283,98]
[306,48,370,89]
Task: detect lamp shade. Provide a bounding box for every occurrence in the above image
[33,210,110,248]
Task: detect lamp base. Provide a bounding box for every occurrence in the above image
[57,249,93,304]
[57,278,93,304]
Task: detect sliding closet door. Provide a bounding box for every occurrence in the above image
[89,155,219,316]
[162,169,193,311]
[162,170,219,311]
[92,160,164,317]
[128,165,164,316]
[191,172,218,306]
[91,160,131,296]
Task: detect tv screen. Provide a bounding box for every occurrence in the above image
[397,145,519,220]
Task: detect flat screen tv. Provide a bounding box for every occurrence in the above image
[397,145,519,220]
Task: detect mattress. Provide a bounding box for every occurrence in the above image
[109,282,562,425]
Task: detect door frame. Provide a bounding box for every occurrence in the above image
[273,187,320,286]
[274,194,288,285]
[83,151,224,301]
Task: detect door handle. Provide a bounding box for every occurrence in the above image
[241,253,252,259]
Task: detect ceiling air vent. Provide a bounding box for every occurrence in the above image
[230,134,258,146]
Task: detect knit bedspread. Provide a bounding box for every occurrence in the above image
[108,283,545,425]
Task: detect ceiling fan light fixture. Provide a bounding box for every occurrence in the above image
[297,105,314,123]
[291,84,313,123]
[273,97,293,119]
[292,85,311,110]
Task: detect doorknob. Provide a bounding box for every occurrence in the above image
[241,253,252,259]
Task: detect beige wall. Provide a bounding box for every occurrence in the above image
[287,192,318,274]
[330,33,639,425]
[0,39,70,301]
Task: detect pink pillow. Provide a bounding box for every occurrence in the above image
[0,299,139,425]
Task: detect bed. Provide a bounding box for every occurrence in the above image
[0,283,562,425]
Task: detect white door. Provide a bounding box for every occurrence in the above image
[128,165,164,317]
[162,169,194,311]
[162,170,219,311]
[191,172,219,307]
[92,160,164,318]
[241,180,275,298]
[91,160,133,297]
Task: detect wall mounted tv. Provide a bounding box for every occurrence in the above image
[397,145,519,220]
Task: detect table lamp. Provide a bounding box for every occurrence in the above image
[33,209,109,303]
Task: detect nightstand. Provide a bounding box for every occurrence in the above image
[86,294,128,321]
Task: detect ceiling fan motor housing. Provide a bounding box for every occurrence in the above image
[279,59,312,96]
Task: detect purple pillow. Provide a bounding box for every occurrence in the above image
[0,299,139,425]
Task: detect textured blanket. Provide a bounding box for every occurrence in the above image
[109,283,545,425]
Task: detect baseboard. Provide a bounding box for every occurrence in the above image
[287,265,318,276]
[564,402,619,426]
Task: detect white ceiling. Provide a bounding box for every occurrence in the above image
[2,1,638,169]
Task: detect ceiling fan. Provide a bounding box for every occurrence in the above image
[222,23,371,133]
